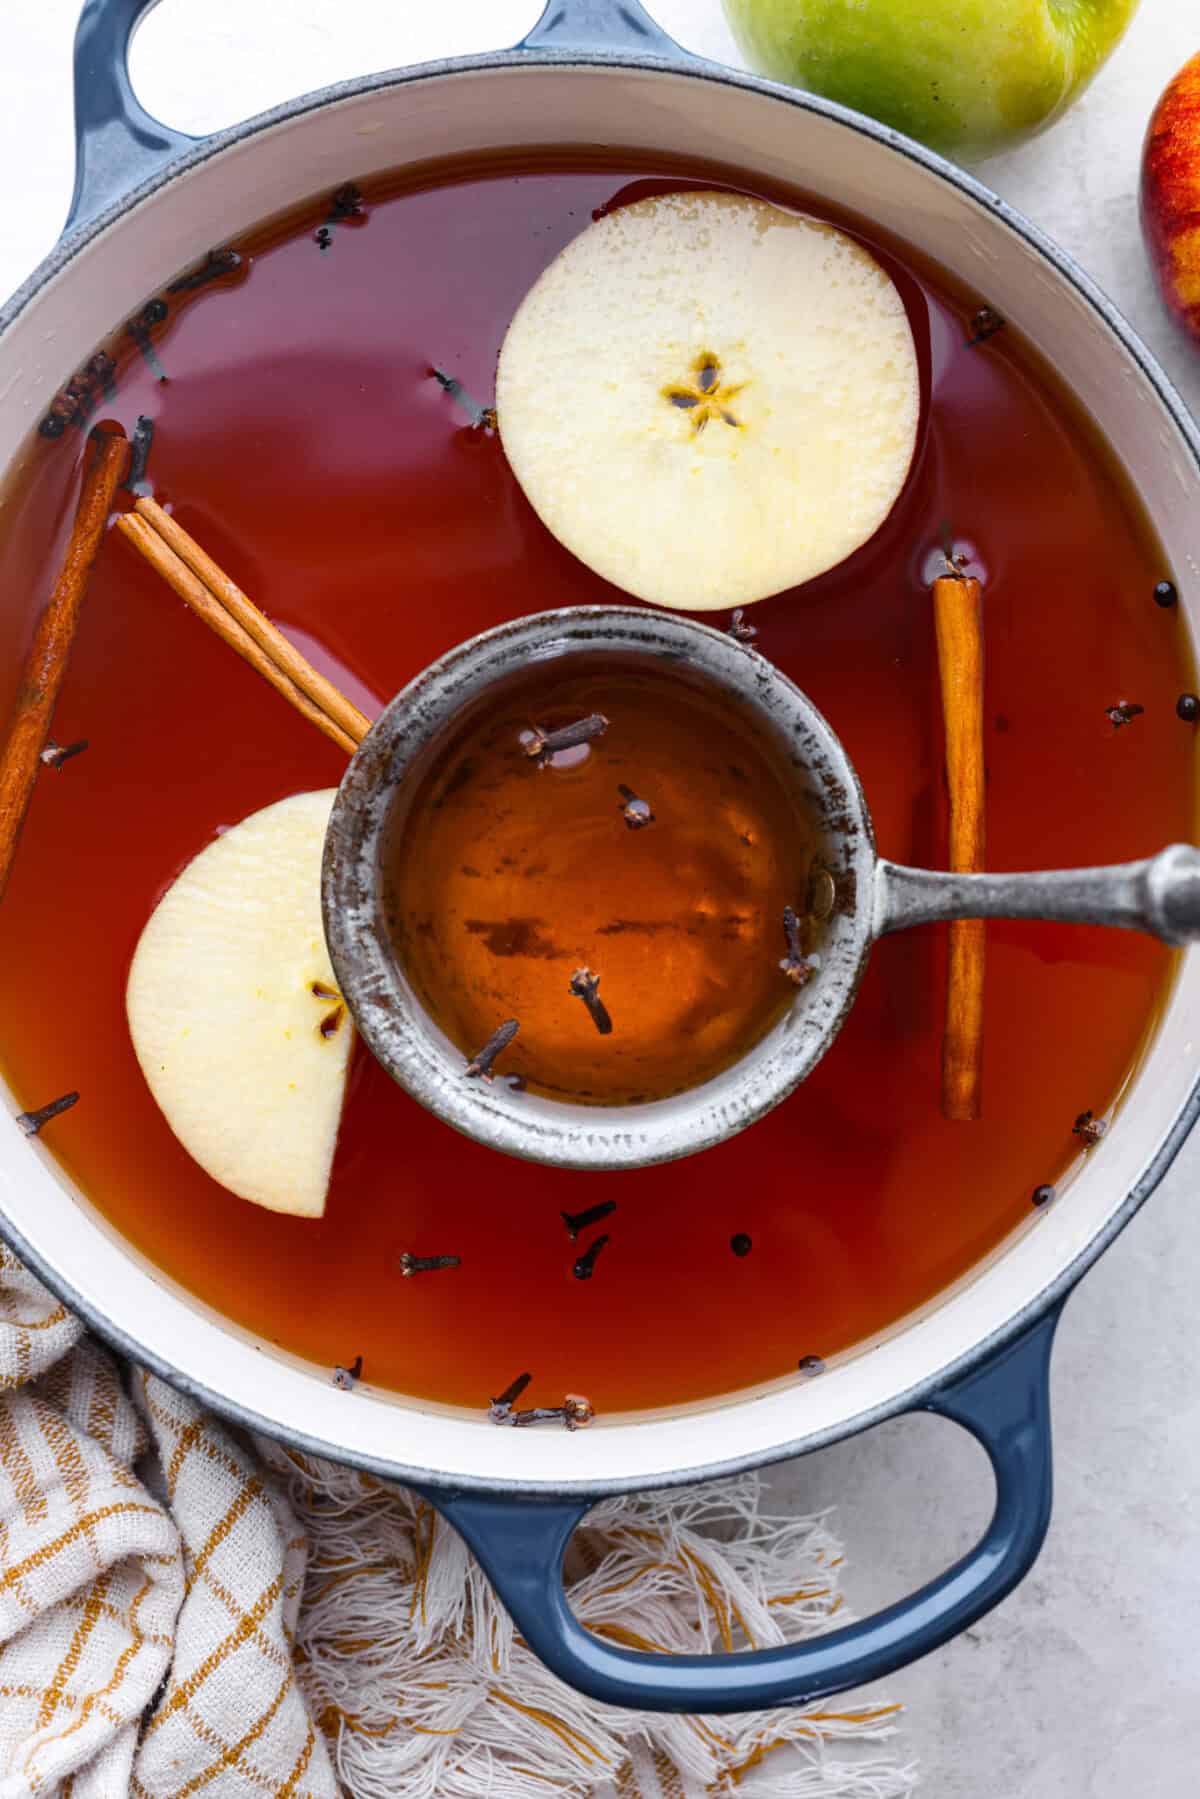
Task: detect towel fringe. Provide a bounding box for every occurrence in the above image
[258,1444,917,1799]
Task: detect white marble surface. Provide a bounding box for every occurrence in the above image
[3,4,1200,1793]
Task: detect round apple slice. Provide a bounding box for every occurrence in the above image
[496,190,920,611]
[126,789,352,1218]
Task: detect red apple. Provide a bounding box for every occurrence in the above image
[1141,51,1200,346]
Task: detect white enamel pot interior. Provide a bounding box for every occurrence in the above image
[1,40,1199,1499]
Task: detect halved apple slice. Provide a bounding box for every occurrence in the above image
[496,190,920,611]
[126,789,352,1217]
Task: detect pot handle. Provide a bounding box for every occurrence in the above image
[516,0,683,56]
[63,0,684,242]
[65,0,198,237]
[426,1301,1062,1712]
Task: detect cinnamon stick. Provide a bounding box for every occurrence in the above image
[933,572,985,1121]
[115,511,360,756]
[132,498,370,747]
[0,427,129,906]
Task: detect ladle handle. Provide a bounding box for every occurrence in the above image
[874,843,1200,946]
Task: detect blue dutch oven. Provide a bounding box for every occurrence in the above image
[1,0,1198,1714]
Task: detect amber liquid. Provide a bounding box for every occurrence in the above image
[390,652,826,1103]
[0,152,1193,1416]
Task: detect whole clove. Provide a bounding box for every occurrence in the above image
[86,351,117,396]
[330,183,363,220]
[167,247,242,293]
[39,352,117,438]
[573,1233,610,1280]
[569,968,613,1035]
[1105,701,1144,730]
[1073,1109,1108,1148]
[563,1393,595,1430]
[488,1370,533,1425]
[126,301,169,381]
[727,607,758,644]
[617,783,654,829]
[525,713,609,763]
[965,306,1005,347]
[125,414,154,495]
[16,1091,79,1136]
[332,1354,363,1391]
[502,1393,596,1430]
[431,366,493,430]
[561,1199,616,1241]
[465,1018,519,1080]
[40,738,88,770]
[399,1252,461,1277]
[779,906,815,986]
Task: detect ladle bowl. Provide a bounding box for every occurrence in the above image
[322,604,1200,1171]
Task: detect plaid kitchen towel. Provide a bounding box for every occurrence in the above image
[0,1244,914,1799]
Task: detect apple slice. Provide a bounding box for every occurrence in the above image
[126,789,352,1217]
[496,190,920,612]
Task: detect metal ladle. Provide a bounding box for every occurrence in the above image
[323,606,1200,1171]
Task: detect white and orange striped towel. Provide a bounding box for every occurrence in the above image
[0,1243,914,1798]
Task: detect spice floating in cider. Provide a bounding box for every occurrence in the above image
[487,1375,596,1430]
[1073,1109,1108,1148]
[332,1354,363,1391]
[568,967,613,1036]
[573,1234,610,1281]
[779,905,816,987]
[561,1200,617,1241]
[617,783,655,830]
[463,1017,520,1080]
[16,1091,80,1138]
[932,567,986,1122]
[524,713,609,765]
[0,426,129,907]
[398,1252,462,1277]
[39,737,89,770]
[386,651,833,1106]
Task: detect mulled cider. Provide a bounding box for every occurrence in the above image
[388,650,830,1105]
[0,150,1193,1417]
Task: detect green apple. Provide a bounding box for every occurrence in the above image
[721,0,1140,161]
